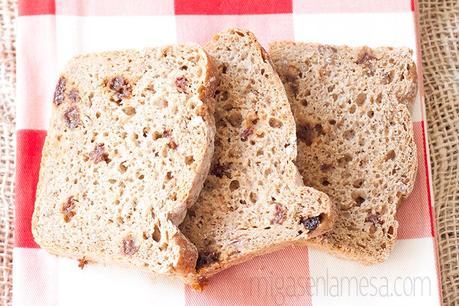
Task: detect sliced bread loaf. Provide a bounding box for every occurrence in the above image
[179,29,337,287]
[269,42,418,263]
[32,45,218,277]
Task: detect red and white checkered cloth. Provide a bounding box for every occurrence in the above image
[14,0,442,305]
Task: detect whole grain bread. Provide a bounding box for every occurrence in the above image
[32,45,218,277]
[179,29,337,287]
[270,42,418,264]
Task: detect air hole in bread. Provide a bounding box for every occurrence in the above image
[185,156,195,165]
[387,226,394,236]
[399,71,405,81]
[356,242,366,248]
[314,123,325,136]
[337,154,353,166]
[119,162,128,174]
[110,98,123,106]
[108,179,116,184]
[138,174,145,180]
[229,180,240,191]
[256,149,263,157]
[256,131,265,138]
[356,93,366,106]
[117,216,124,224]
[249,192,257,203]
[269,118,283,128]
[384,150,396,161]
[343,129,355,140]
[114,199,120,205]
[221,64,227,74]
[161,100,168,108]
[152,225,161,242]
[87,91,94,104]
[367,110,375,118]
[95,112,101,119]
[353,179,364,188]
[169,192,177,201]
[247,112,259,125]
[122,106,136,116]
[321,178,330,186]
[349,104,356,114]
[352,192,366,206]
[369,224,377,236]
[142,127,150,137]
[300,99,308,106]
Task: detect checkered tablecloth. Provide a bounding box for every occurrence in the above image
[13,1,442,305]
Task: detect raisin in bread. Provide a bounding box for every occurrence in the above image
[270,42,417,264]
[179,29,337,287]
[32,45,218,277]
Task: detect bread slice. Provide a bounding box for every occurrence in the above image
[179,29,337,287]
[32,45,218,277]
[269,42,418,263]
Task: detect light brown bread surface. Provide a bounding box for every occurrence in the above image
[180,29,336,287]
[270,42,418,264]
[32,45,217,277]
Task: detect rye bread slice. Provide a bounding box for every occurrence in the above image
[32,45,217,277]
[270,42,418,264]
[179,29,337,287]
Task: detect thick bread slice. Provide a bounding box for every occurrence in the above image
[32,45,217,276]
[180,29,337,287]
[270,42,418,264]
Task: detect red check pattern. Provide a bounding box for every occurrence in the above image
[14,1,442,305]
